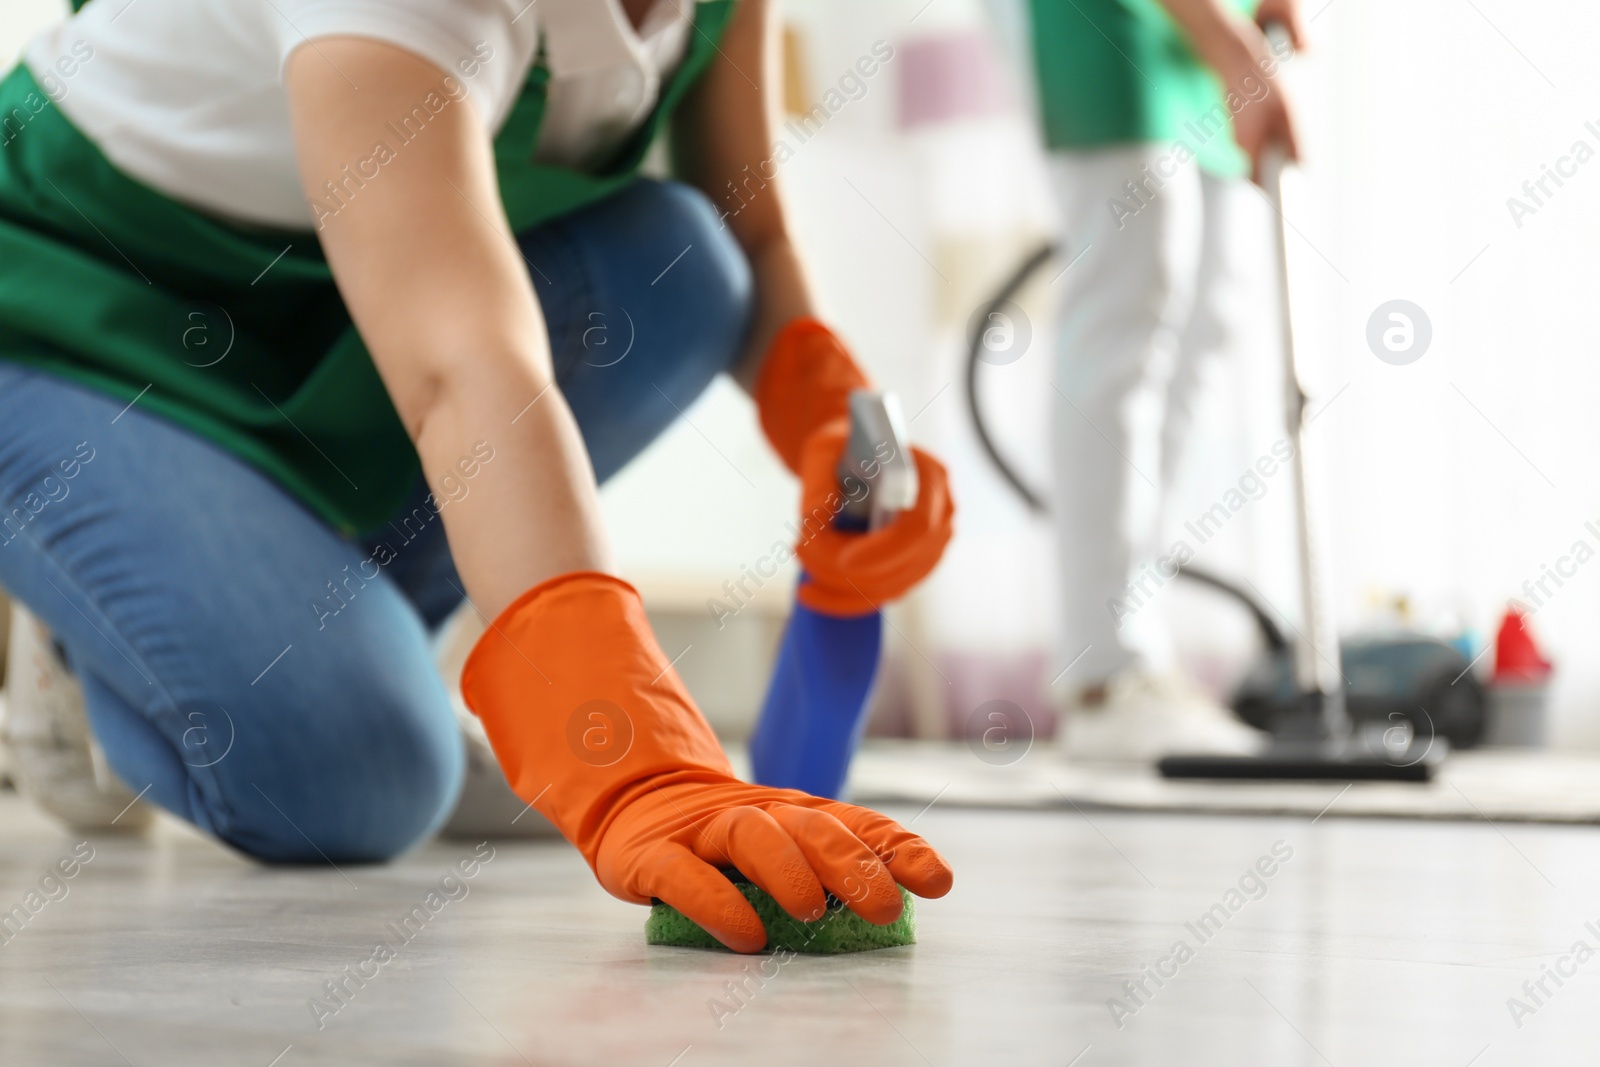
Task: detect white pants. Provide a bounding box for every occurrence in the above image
[1050,144,1268,686]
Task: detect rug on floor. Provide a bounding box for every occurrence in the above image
[838,741,1600,824]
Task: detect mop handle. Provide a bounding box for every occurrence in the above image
[835,390,918,532]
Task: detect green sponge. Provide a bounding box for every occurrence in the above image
[646,871,916,953]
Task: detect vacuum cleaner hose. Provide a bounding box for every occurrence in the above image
[963,241,1289,654]
[965,240,1056,514]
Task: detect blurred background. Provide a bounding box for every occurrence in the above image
[5,0,1598,750]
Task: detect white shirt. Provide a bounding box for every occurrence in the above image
[24,0,694,229]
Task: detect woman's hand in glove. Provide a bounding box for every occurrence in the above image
[754,319,955,617]
[461,571,953,953]
[594,773,954,953]
[791,420,954,617]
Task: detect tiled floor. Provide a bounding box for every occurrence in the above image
[0,787,1595,1066]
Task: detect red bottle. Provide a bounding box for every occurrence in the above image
[1493,607,1552,684]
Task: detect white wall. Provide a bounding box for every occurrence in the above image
[1,0,61,64]
[1289,0,1600,745]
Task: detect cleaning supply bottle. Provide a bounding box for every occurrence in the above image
[749,392,918,799]
[1493,607,1552,683]
[1484,606,1554,747]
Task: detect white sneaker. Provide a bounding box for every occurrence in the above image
[1060,670,1265,764]
[432,602,561,840]
[1,604,154,832]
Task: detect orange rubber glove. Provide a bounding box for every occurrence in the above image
[793,421,954,617]
[461,571,955,953]
[755,318,870,473]
[755,318,956,617]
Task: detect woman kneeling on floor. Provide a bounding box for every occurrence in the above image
[0,0,954,953]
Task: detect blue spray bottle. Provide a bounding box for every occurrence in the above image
[749,391,918,799]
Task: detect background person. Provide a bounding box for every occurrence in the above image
[1027,0,1303,760]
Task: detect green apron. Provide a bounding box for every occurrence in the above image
[1027,0,1259,177]
[0,0,735,537]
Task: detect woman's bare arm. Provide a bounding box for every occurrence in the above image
[672,0,816,392]
[1155,0,1300,180]
[284,39,614,619]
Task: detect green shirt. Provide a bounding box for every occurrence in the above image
[0,1,735,537]
[1028,0,1258,177]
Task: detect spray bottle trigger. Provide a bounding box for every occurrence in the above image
[836,390,918,533]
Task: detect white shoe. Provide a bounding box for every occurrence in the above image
[433,602,561,840]
[1,604,154,832]
[1060,670,1265,764]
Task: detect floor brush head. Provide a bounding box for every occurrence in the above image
[645,869,917,953]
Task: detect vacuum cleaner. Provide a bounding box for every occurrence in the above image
[964,154,1484,782]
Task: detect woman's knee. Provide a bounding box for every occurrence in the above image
[541,179,757,480]
[198,684,464,866]
[583,178,755,363]
[639,180,754,350]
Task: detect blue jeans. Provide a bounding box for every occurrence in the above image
[0,179,752,862]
